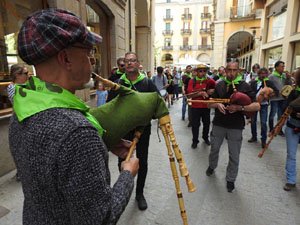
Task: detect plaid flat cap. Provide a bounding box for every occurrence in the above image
[18,8,102,65]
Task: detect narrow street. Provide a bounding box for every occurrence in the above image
[1,99,300,225]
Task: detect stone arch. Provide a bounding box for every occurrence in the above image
[226,30,253,60]
[197,53,210,63]
[161,53,173,67]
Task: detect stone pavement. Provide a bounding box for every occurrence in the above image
[1,100,300,225]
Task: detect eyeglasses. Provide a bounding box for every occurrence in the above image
[119,64,125,67]
[197,70,207,72]
[72,45,96,58]
[18,71,28,76]
[124,58,137,63]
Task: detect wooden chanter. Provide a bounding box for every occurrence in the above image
[90,73,195,225]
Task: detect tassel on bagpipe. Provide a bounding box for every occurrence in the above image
[90,73,195,224]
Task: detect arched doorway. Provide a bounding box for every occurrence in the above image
[161,53,173,67]
[226,31,255,71]
[197,53,210,64]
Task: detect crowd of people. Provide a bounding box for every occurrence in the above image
[7,8,300,225]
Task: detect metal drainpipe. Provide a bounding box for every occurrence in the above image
[129,0,132,51]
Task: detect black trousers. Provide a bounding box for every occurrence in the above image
[191,108,211,144]
[118,124,151,195]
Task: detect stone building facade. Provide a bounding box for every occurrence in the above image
[0,0,154,176]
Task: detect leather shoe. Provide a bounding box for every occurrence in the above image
[206,166,214,176]
[187,122,192,127]
[191,143,197,149]
[283,183,296,191]
[248,137,257,143]
[278,130,285,137]
[136,194,148,210]
[203,138,211,145]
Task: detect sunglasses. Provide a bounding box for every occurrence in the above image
[119,64,125,67]
[124,58,137,63]
[18,71,29,75]
[198,70,207,72]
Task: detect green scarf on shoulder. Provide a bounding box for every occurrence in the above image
[224,76,241,86]
[13,76,104,136]
[120,72,145,89]
[273,71,284,80]
[195,75,207,85]
[255,77,269,84]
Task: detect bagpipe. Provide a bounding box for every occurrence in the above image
[258,96,300,158]
[90,73,195,225]
[186,81,255,118]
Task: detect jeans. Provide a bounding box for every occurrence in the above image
[269,100,287,131]
[250,104,268,142]
[191,108,210,143]
[182,96,187,119]
[285,117,300,184]
[174,84,179,99]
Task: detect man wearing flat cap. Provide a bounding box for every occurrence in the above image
[187,64,216,148]
[9,8,139,225]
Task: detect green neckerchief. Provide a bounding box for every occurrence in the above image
[255,77,269,84]
[224,76,241,86]
[295,86,300,92]
[120,72,145,89]
[195,75,207,85]
[117,69,124,75]
[13,76,104,136]
[237,73,243,79]
[168,79,173,83]
[273,71,284,80]
[184,72,192,79]
[217,73,224,80]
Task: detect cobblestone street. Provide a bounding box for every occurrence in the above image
[1,100,300,225]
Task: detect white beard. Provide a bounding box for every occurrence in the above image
[82,78,95,89]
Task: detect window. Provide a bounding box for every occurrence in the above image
[237,0,251,17]
[202,37,208,46]
[292,42,300,70]
[202,21,208,29]
[266,46,283,68]
[183,37,189,46]
[204,6,209,13]
[267,1,288,42]
[166,9,171,17]
[164,38,171,47]
[166,23,171,31]
[183,22,190,30]
[167,0,171,3]
[184,8,189,14]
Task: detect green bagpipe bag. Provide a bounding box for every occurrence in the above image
[90,85,169,149]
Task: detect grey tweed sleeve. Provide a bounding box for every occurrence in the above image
[58,126,134,225]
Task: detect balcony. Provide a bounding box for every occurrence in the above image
[181,13,192,20]
[201,13,212,19]
[230,5,255,21]
[181,29,192,35]
[162,46,173,51]
[163,15,173,21]
[198,45,212,50]
[200,28,211,34]
[180,45,192,51]
[162,30,173,35]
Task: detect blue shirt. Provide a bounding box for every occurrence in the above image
[96,90,108,107]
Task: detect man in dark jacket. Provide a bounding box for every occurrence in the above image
[109,57,126,81]
[248,67,279,147]
[9,9,139,225]
[206,59,260,193]
[108,52,159,211]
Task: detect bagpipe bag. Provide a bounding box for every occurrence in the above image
[230,92,256,118]
[90,85,169,149]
